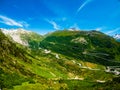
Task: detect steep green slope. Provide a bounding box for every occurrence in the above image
[0,30,35,89]
[40,30,120,66]
[1,29,119,90]
[0,30,68,89]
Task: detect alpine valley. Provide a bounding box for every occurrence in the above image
[0,28,120,90]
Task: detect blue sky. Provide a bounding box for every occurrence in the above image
[0,0,120,35]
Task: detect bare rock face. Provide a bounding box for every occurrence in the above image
[1,28,31,46]
[71,37,88,45]
[113,34,120,42]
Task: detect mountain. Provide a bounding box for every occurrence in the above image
[0,29,74,89]
[0,29,60,89]
[113,34,120,42]
[1,28,43,49]
[0,29,36,89]
[0,29,120,90]
[40,30,120,66]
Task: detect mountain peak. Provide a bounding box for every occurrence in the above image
[1,28,31,34]
[1,28,32,46]
[1,28,42,48]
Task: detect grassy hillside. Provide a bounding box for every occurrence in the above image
[0,30,35,89]
[0,30,67,89]
[40,30,120,66]
[0,29,120,90]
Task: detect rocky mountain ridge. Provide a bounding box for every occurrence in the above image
[1,28,43,49]
[1,28,31,46]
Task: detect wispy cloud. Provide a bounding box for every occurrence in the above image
[45,19,60,30]
[0,15,28,27]
[70,23,80,30]
[19,21,29,27]
[95,28,102,31]
[76,0,93,14]
[106,27,120,35]
[95,26,106,31]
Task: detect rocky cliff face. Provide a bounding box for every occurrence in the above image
[1,28,31,46]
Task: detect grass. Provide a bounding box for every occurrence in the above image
[1,30,120,90]
[12,80,102,90]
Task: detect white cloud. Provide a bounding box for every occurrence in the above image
[19,21,29,27]
[95,27,106,31]
[53,17,67,22]
[0,15,28,27]
[76,0,93,14]
[45,19,60,30]
[95,28,102,31]
[106,27,120,35]
[70,23,80,30]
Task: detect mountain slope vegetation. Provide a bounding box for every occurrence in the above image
[0,30,36,89]
[0,29,120,90]
[40,30,120,66]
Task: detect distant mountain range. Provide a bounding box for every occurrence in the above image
[0,28,120,90]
